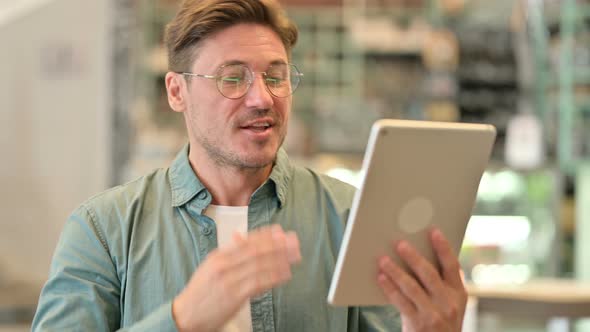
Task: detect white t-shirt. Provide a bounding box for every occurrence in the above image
[203,205,252,332]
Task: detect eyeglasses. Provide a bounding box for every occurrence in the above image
[179,63,303,99]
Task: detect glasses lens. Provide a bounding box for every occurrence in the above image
[217,64,251,99]
[265,64,301,98]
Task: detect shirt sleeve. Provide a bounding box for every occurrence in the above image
[31,205,179,332]
[357,306,402,332]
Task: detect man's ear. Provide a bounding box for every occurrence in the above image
[165,72,187,113]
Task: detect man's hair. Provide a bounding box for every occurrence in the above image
[164,0,298,73]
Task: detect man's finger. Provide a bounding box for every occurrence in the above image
[430,228,463,288]
[285,231,301,263]
[395,240,445,297]
[377,273,417,319]
[378,256,434,313]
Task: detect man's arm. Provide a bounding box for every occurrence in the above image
[32,206,177,332]
[33,205,302,332]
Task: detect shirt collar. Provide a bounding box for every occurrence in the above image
[168,144,292,208]
[168,144,207,207]
[267,148,292,208]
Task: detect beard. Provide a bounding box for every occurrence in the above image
[189,108,286,170]
[199,134,283,170]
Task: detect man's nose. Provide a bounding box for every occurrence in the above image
[243,73,274,109]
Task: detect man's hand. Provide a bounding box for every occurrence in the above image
[172,224,301,332]
[377,227,468,332]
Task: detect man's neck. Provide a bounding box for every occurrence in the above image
[188,146,273,206]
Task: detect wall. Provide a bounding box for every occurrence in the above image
[0,0,111,284]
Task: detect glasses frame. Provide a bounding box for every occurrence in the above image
[178,63,303,99]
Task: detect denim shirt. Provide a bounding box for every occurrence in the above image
[32,145,400,331]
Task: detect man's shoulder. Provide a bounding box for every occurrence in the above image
[77,167,170,221]
[290,164,357,204]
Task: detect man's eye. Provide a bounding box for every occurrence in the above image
[222,76,243,83]
[266,77,285,84]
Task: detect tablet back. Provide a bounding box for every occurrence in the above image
[328,119,496,306]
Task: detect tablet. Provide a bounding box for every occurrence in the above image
[327,119,496,306]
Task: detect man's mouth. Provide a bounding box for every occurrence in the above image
[243,122,272,132]
[240,118,276,133]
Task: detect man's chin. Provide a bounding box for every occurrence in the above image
[238,151,277,169]
[230,137,284,168]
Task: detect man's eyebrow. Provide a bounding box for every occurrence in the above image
[217,59,289,68]
[219,60,247,67]
[270,59,288,65]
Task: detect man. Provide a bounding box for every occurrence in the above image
[33,0,467,331]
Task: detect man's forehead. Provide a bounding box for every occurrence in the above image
[193,24,288,68]
[254,25,273,38]
[211,24,283,47]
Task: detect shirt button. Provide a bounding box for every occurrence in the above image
[197,191,208,200]
[203,227,212,236]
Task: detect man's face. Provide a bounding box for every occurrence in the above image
[181,23,292,169]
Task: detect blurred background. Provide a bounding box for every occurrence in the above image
[1,0,590,331]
